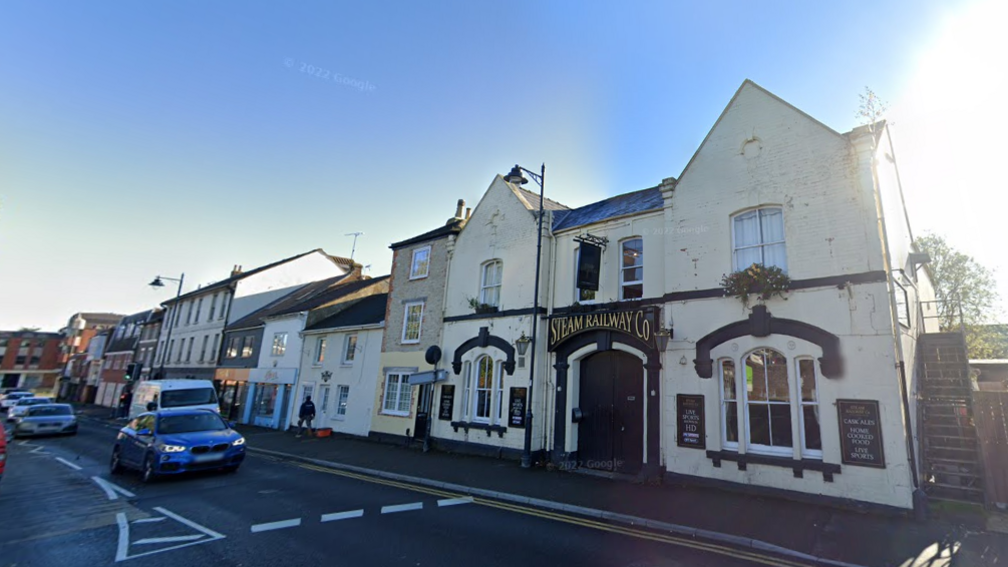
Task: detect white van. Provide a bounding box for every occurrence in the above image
[129,380,220,419]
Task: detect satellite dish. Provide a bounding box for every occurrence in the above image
[425,346,442,365]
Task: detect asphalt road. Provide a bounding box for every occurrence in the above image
[0,417,781,567]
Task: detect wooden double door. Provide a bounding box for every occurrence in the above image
[577,351,644,474]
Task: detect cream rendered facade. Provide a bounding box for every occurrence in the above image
[393,80,934,512]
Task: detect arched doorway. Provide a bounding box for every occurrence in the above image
[577,350,644,474]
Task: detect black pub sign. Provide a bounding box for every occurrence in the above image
[438,385,455,421]
[548,305,658,350]
[576,243,602,291]
[837,399,885,468]
[676,394,705,449]
[509,387,527,428]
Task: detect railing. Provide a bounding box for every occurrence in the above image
[919,294,966,335]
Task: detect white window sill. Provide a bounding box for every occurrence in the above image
[341,362,354,367]
[401,340,421,345]
[408,274,429,281]
[382,409,410,417]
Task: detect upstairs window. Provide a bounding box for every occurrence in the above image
[620,238,643,300]
[241,336,254,358]
[342,334,357,364]
[208,294,217,320]
[271,333,287,356]
[410,246,431,279]
[732,207,786,272]
[194,298,203,323]
[480,260,503,307]
[225,337,239,359]
[315,337,327,364]
[402,302,424,344]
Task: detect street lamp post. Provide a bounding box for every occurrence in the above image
[149,274,184,380]
[504,163,545,469]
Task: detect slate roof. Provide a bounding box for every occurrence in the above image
[225,275,390,331]
[166,248,357,305]
[514,187,570,212]
[105,309,154,353]
[390,219,465,250]
[305,293,388,331]
[552,186,664,232]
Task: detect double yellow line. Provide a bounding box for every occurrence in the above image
[296,463,811,567]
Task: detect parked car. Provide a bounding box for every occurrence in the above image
[11,404,78,438]
[110,409,245,482]
[0,392,33,412]
[7,397,53,421]
[128,379,219,419]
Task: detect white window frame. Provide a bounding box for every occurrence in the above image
[574,246,598,304]
[342,334,357,365]
[479,260,503,307]
[219,294,228,319]
[731,207,787,273]
[461,360,472,420]
[208,294,217,321]
[409,246,431,280]
[314,337,327,366]
[199,335,208,363]
[194,298,203,323]
[894,280,910,329]
[271,333,287,357]
[619,238,644,301]
[185,302,193,326]
[720,358,739,451]
[209,334,219,363]
[335,385,350,419]
[401,302,425,344]
[382,373,412,416]
[185,337,194,363]
[740,348,796,458]
[495,360,506,424]
[796,357,823,459]
[472,355,496,424]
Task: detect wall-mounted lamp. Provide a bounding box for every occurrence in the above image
[655,325,672,351]
[679,355,688,366]
[515,332,531,357]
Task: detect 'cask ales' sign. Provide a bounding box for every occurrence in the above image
[837,399,885,468]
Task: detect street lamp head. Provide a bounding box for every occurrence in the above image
[504,164,528,185]
[149,276,166,288]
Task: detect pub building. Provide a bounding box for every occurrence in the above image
[390,80,935,513]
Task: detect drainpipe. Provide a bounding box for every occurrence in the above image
[543,211,558,457]
[864,124,926,520]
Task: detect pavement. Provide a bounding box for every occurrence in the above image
[72,403,1008,567]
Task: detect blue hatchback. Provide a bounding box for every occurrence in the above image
[110,409,246,482]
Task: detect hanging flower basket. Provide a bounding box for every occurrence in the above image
[721,263,791,308]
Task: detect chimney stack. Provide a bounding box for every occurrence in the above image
[231,265,243,277]
[465,207,472,220]
[455,199,465,219]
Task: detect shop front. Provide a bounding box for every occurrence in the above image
[549,304,664,480]
[213,368,251,422]
[244,368,297,429]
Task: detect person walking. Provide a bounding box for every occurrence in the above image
[296,395,316,438]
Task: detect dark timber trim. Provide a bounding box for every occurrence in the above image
[706,449,841,482]
[451,327,516,375]
[444,307,546,323]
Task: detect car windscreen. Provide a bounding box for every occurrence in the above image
[27,406,72,417]
[17,398,50,406]
[160,388,218,408]
[157,413,227,434]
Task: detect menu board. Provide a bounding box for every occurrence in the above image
[509,387,527,428]
[676,394,705,449]
[438,385,454,421]
[837,399,885,468]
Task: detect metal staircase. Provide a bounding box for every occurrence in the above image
[918,332,985,503]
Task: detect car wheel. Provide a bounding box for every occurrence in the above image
[110,446,124,475]
[141,454,158,483]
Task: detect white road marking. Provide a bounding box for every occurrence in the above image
[153,507,226,539]
[55,457,83,470]
[92,476,136,500]
[30,445,47,454]
[437,497,473,507]
[116,507,226,562]
[115,513,130,562]
[132,517,166,524]
[381,502,423,514]
[250,518,302,533]
[320,509,364,522]
[133,535,206,545]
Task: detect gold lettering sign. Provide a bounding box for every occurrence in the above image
[548,307,656,349]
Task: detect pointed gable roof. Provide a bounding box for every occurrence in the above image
[675,79,847,186]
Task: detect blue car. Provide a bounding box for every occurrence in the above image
[110,409,246,482]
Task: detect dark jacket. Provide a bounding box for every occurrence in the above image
[299,400,316,419]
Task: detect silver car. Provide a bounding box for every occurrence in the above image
[12,404,78,438]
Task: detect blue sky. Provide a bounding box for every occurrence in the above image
[2,0,1004,330]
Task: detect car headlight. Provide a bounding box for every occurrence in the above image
[160,444,186,453]
[232,437,245,446]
